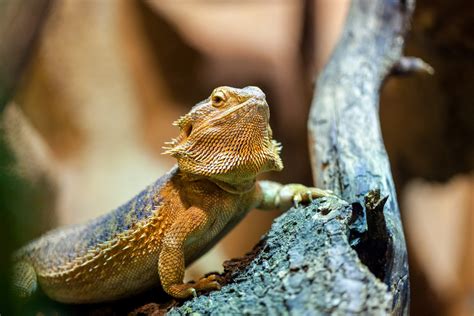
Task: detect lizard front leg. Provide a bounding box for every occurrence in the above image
[158,207,221,299]
[256,180,334,211]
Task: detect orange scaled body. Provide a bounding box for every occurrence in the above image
[13,86,331,303]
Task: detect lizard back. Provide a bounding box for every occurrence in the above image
[13,167,179,302]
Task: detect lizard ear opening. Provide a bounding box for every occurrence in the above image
[183,124,193,137]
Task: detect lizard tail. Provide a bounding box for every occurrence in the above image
[12,261,38,299]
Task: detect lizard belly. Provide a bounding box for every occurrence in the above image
[38,247,161,304]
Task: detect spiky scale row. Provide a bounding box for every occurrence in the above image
[43,208,165,283]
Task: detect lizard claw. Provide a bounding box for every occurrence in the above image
[202,274,219,282]
[279,184,338,211]
[166,274,222,299]
[293,194,302,207]
[310,188,336,199]
[196,274,222,292]
[166,284,198,299]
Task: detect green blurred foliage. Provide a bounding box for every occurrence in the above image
[0,134,52,314]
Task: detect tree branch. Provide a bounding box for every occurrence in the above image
[308,0,413,314]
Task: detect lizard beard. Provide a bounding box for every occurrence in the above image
[165,116,283,180]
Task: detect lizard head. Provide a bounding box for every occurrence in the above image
[164,86,283,182]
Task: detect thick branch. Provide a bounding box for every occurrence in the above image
[308,0,412,314]
[170,198,392,315]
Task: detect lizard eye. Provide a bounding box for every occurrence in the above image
[211,91,226,108]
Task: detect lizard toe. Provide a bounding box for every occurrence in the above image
[167,284,198,299]
[196,274,222,292]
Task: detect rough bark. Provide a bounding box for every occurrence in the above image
[169,197,393,315]
[308,0,412,314]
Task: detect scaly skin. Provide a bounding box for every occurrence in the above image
[12,86,332,303]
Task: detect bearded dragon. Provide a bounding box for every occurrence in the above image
[12,86,331,303]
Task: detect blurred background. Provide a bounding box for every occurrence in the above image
[0,0,472,315]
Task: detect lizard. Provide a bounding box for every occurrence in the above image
[12,86,332,303]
